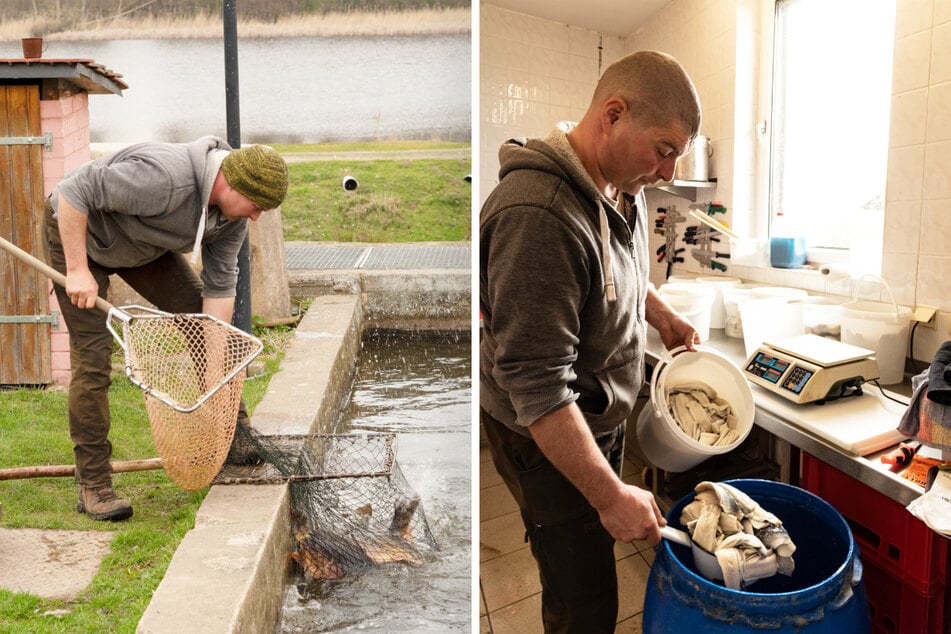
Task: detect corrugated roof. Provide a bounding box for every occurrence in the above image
[0,58,126,95]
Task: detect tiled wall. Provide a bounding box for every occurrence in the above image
[883,0,951,347]
[479,4,625,199]
[480,0,949,364]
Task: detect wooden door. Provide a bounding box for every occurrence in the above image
[0,83,52,384]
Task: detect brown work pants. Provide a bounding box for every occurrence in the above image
[482,409,623,634]
[43,200,245,488]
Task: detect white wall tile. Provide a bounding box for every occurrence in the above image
[923,139,951,198]
[884,199,922,254]
[931,20,951,83]
[919,198,951,255]
[893,30,933,93]
[886,144,926,201]
[916,254,951,306]
[926,81,951,141]
[882,252,918,306]
[890,88,929,147]
[936,0,951,24]
[895,0,936,38]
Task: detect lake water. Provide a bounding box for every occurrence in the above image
[0,35,470,144]
[281,330,471,632]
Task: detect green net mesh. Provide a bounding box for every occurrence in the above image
[213,424,437,578]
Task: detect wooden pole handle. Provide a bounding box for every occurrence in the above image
[0,458,164,480]
[0,234,114,313]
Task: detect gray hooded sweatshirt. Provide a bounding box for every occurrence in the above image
[480,125,650,438]
[51,135,246,298]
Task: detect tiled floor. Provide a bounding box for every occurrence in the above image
[478,433,656,633]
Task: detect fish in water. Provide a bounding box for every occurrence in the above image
[390,494,420,539]
[290,495,424,580]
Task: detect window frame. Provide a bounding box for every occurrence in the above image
[754,0,893,272]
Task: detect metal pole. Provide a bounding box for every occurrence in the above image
[223,0,252,334]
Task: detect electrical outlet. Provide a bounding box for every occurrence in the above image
[913,305,938,329]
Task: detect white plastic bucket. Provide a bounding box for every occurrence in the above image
[803,296,845,339]
[722,283,758,339]
[840,301,912,385]
[635,347,755,472]
[658,283,716,342]
[739,296,804,357]
[751,286,809,302]
[695,276,741,329]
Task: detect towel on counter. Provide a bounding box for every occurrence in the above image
[899,369,951,452]
[929,341,951,404]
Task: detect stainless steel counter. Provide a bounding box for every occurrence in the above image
[644,330,925,506]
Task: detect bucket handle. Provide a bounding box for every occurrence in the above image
[851,273,899,319]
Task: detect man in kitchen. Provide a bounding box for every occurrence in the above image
[480,50,703,632]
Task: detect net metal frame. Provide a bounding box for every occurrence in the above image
[107,305,263,490]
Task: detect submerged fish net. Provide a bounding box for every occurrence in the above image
[213,424,437,578]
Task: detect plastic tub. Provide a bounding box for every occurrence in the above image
[722,283,758,339]
[739,297,804,357]
[694,276,741,329]
[840,301,912,385]
[635,347,754,472]
[658,283,716,342]
[643,479,871,633]
[750,286,809,302]
[802,296,845,339]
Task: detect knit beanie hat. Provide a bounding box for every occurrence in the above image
[221,145,289,210]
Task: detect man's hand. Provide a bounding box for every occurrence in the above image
[529,404,666,545]
[57,196,100,310]
[594,482,666,545]
[64,268,100,309]
[645,285,701,351]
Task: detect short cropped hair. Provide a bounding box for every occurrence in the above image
[591,51,702,140]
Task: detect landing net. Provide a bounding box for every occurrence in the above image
[213,425,437,578]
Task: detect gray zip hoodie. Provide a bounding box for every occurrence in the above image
[50,135,246,298]
[480,124,650,438]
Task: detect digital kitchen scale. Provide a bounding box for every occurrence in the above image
[743,334,880,404]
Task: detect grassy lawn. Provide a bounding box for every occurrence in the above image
[280,146,471,243]
[0,324,294,633]
[0,138,470,632]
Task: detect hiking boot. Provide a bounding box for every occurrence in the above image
[77,485,133,522]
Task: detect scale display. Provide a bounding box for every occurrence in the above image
[743,335,879,404]
[746,352,812,394]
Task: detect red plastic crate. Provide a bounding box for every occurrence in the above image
[800,453,949,595]
[862,554,948,634]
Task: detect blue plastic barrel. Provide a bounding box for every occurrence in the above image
[643,479,871,633]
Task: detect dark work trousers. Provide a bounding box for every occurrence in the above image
[482,408,624,634]
[43,199,247,488]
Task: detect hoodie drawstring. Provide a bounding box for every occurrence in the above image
[599,204,617,303]
[191,206,207,265]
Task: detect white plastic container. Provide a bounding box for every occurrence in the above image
[635,347,754,472]
[751,286,809,302]
[840,301,912,385]
[722,283,758,339]
[694,276,741,329]
[739,296,805,357]
[802,296,846,339]
[658,283,716,342]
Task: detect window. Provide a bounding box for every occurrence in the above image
[768,0,896,270]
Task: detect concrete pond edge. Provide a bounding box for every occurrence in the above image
[138,268,469,633]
